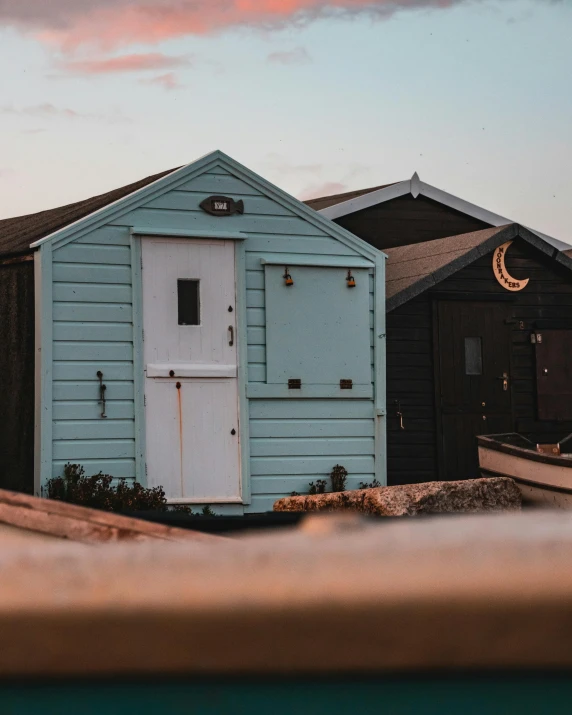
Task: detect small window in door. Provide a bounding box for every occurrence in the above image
[464,337,482,375]
[177,280,200,325]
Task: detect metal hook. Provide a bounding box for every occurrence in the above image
[97,371,107,418]
[394,400,405,430]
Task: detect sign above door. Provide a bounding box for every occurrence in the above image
[493,241,530,292]
[200,195,244,216]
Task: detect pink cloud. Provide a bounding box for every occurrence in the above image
[267,47,311,65]
[0,103,131,123]
[298,181,349,200]
[62,52,191,74]
[140,72,183,90]
[1,1,479,51]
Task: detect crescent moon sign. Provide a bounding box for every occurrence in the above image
[492,241,529,292]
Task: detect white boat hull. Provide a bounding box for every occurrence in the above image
[478,442,572,510]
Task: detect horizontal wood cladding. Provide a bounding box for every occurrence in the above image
[386,238,572,486]
[335,194,490,250]
[386,293,437,485]
[246,399,375,511]
[46,163,377,505]
[0,263,35,493]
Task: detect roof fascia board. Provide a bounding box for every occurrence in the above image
[387,225,518,312]
[418,181,516,228]
[32,154,223,251]
[516,225,559,259]
[213,152,380,260]
[318,181,410,221]
[317,174,569,252]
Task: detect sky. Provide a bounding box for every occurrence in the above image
[0,0,571,243]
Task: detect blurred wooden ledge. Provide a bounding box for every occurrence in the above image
[0,488,222,544]
[1,510,572,675]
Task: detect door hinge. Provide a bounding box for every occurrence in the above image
[145,463,148,476]
[144,394,146,406]
[142,329,144,342]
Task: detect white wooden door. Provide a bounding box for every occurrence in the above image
[141,238,241,503]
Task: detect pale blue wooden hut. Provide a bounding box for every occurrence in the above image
[1,151,386,512]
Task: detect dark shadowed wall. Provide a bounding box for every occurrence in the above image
[0,261,35,493]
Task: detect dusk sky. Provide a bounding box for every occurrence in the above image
[0,0,570,243]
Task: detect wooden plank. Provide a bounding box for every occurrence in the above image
[53,302,133,322]
[54,381,134,401]
[250,455,375,476]
[75,226,131,246]
[247,345,265,364]
[247,364,266,383]
[247,327,266,345]
[55,244,131,265]
[176,173,265,196]
[53,420,135,440]
[251,475,375,494]
[53,342,133,361]
[250,438,375,458]
[53,439,135,460]
[53,400,135,420]
[52,458,136,479]
[249,400,374,420]
[53,322,133,342]
[53,362,133,381]
[53,263,132,284]
[113,208,327,237]
[53,283,132,303]
[0,488,218,543]
[146,191,295,217]
[249,419,375,439]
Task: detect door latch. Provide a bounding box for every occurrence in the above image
[394,400,405,430]
[496,372,509,391]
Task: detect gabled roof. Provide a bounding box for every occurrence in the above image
[385,223,572,312]
[0,168,178,259]
[310,172,571,252]
[0,151,379,261]
[7,151,378,262]
[304,184,396,211]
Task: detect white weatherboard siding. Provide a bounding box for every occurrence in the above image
[43,156,382,511]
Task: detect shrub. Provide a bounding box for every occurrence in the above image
[359,479,382,490]
[45,463,215,515]
[330,464,348,492]
[308,479,327,495]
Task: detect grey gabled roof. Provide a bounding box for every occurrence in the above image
[0,167,178,259]
[303,184,396,211]
[386,223,572,312]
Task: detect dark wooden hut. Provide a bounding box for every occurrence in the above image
[307,177,572,485]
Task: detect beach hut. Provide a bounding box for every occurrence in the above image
[307,176,572,486]
[0,151,385,512]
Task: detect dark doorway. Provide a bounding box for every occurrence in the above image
[535,330,572,421]
[435,301,513,480]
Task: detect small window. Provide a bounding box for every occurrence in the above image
[177,280,200,325]
[464,337,482,375]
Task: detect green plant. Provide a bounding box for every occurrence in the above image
[308,479,327,495]
[45,463,216,515]
[290,491,301,497]
[330,464,348,492]
[359,479,382,490]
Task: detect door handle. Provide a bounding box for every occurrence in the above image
[228,325,234,347]
[496,372,509,391]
